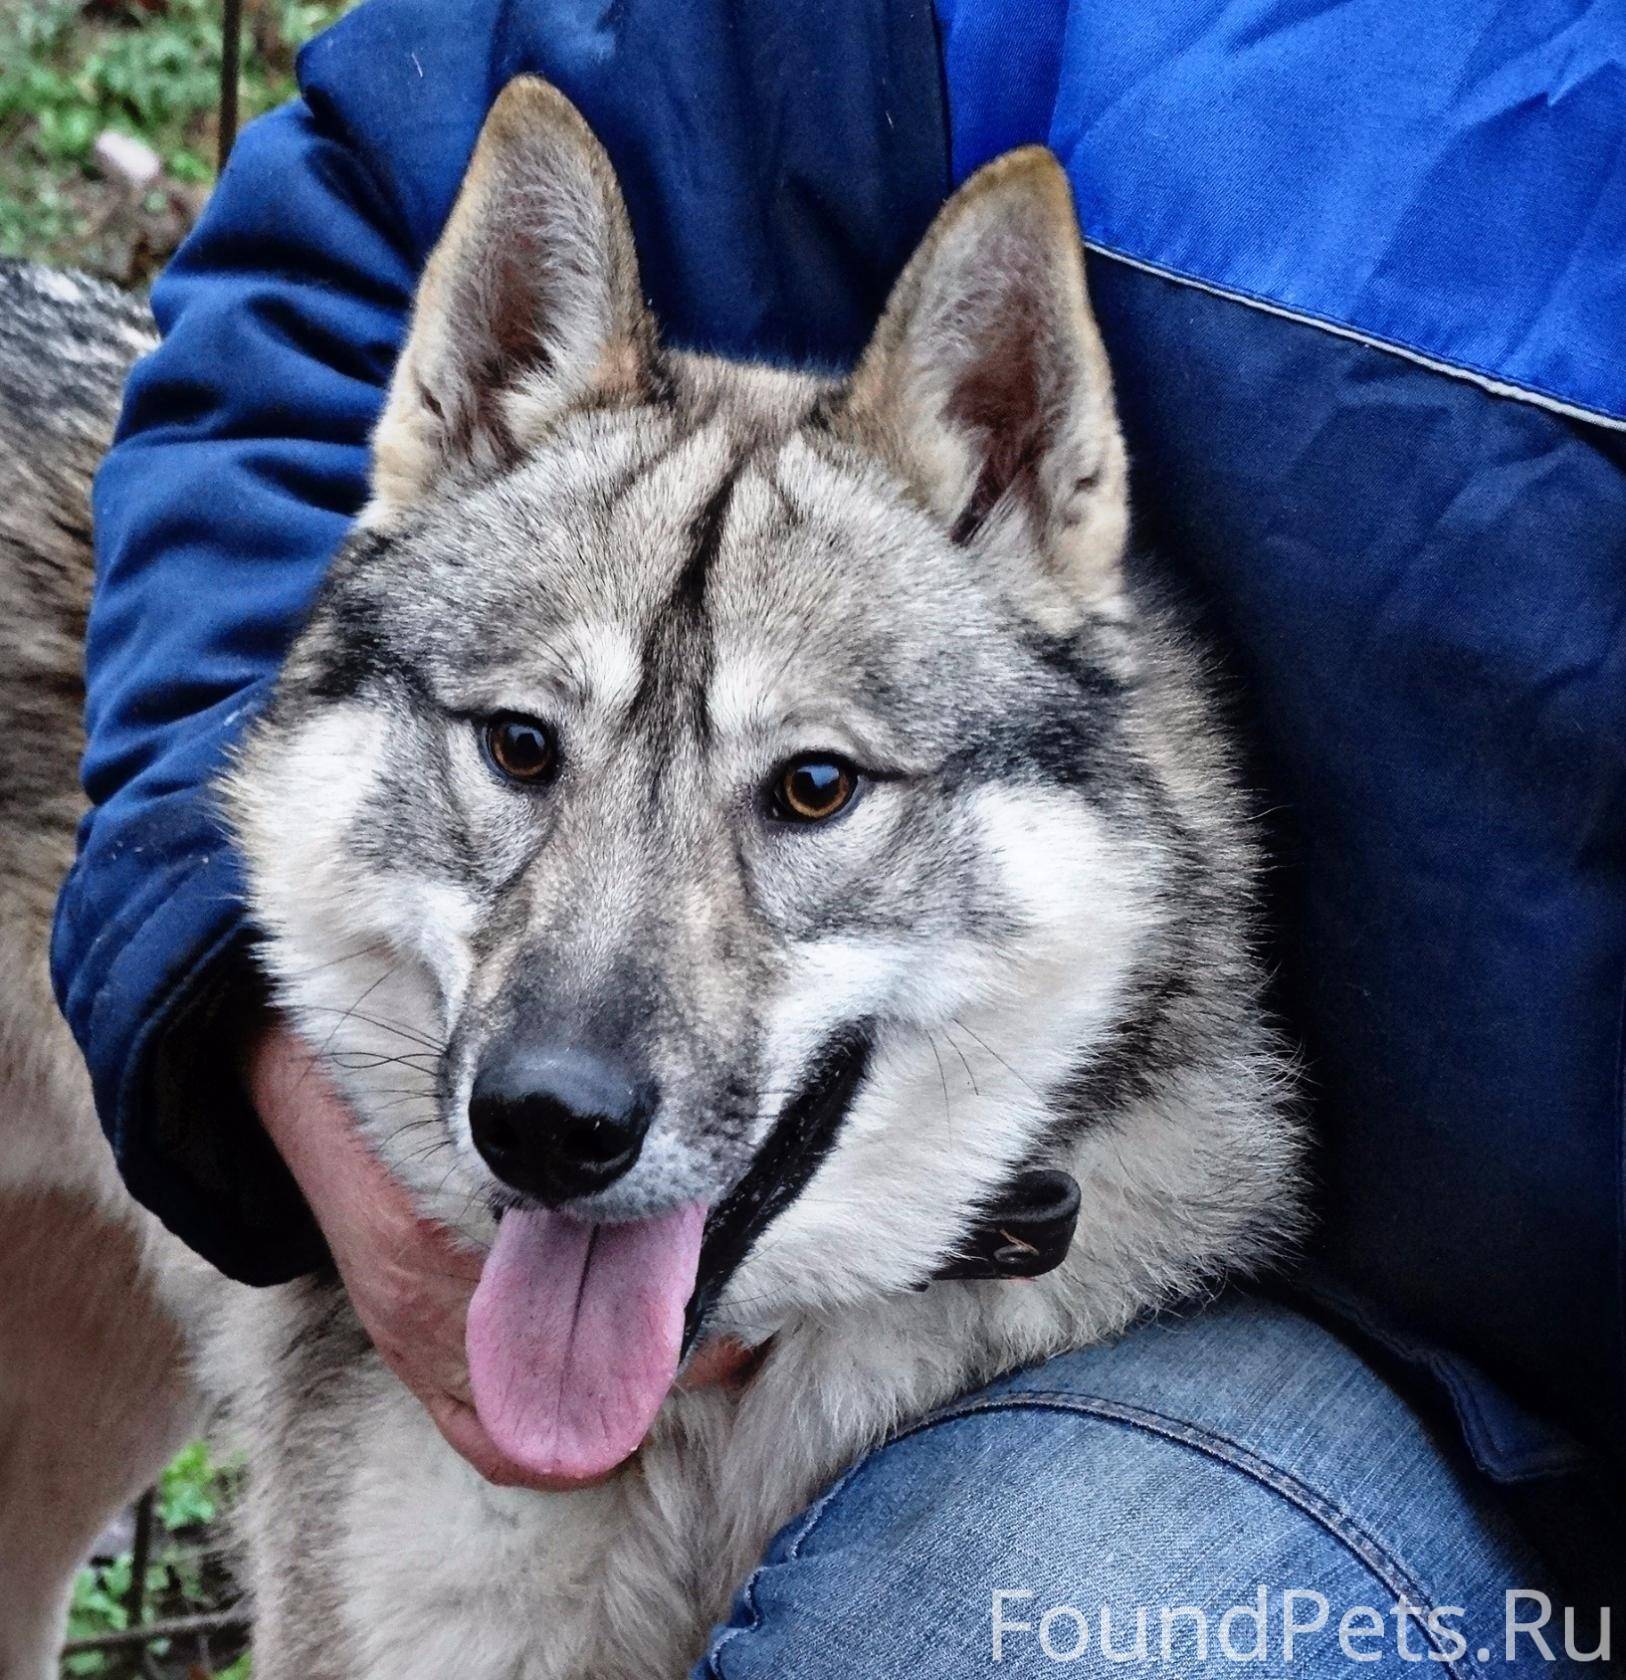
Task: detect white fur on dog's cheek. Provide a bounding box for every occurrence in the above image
[720,786,1159,1329]
[230,705,490,1234]
[573,619,645,715]
[391,880,478,1014]
[763,937,909,1069]
[969,783,1160,957]
[234,706,387,932]
[756,932,999,1144]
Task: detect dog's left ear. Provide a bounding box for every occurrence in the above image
[365,78,656,529]
[843,149,1127,622]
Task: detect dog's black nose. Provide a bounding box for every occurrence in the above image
[469,1045,655,1205]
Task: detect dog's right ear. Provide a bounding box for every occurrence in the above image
[364,78,656,529]
[840,149,1127,627]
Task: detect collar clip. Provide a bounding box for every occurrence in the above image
[932,1168,1081,1283]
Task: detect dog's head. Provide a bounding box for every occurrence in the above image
[231,81,1294,1480]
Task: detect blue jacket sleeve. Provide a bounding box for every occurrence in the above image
[52,96,417,1284]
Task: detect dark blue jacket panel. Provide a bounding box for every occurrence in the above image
[939,0,1626,1476]
[1097,262,1626,1481]
[51,0,949,1285]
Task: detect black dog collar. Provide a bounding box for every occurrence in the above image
[681,1023,1082,1354]
[931,1168,1081,1282]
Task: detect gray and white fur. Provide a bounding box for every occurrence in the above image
[0,79,1303,1680]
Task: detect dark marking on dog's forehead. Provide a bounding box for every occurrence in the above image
[678,462,741,610]
[623,448,752,751]
[299,348,1133,797]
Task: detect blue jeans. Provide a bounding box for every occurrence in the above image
[695,1295,1608,1676]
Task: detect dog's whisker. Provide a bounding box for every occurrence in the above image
[947,1018,1043,1102]
[274,939,394,981]
[294,1004,447,1052]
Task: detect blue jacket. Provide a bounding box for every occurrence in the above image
[57,0,1626,1482]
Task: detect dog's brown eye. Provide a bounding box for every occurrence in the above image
[483,715,557,784]
[769,755,857,824]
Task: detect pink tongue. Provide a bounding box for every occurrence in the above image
[467,1201,707,1482]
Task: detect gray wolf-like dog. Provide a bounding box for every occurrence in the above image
[0,79,1303,1680]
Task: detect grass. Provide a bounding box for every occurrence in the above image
[65,1441,249,1679]
[0,0,350,280]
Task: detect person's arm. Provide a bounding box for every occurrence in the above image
[52,92,420,1283]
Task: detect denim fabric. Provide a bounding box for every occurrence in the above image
[697,1296,1611,1676]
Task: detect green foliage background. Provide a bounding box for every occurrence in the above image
[0,0,348,275]
[65,1441,249,1676]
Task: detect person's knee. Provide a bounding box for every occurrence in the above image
[697,1398,1419,1678]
